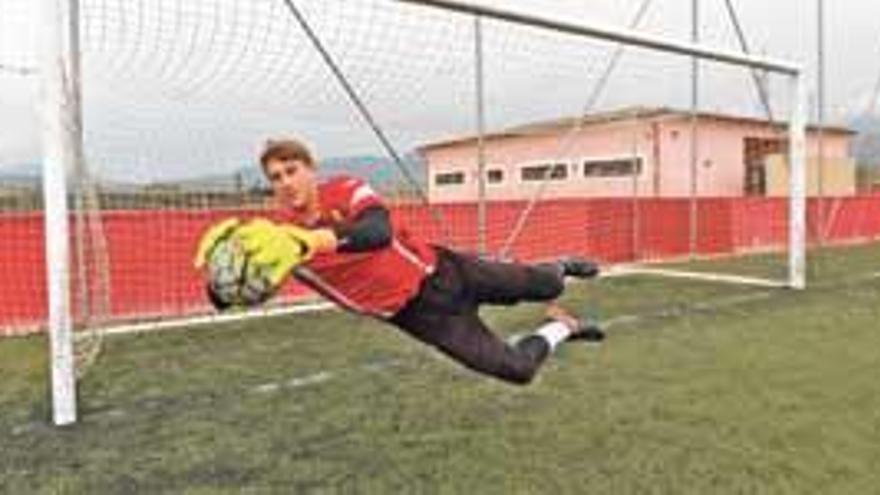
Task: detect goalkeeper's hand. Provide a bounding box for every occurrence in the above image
[193,217,241,269]
[235,218,338,287]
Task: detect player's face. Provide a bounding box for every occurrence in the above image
[264,158,316,211]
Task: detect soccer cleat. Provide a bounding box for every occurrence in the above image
[545,303,605,343]
[558,257,600,279]
[567,322,606,343]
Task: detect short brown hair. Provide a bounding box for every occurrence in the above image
[259,138,315,169]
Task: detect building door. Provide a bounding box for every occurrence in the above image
[743,137,787,196]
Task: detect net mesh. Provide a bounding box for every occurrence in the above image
[3,0,880,376]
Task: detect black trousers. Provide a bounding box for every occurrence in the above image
[388,247,565,384]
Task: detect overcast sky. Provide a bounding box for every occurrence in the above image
[1,0,879,181]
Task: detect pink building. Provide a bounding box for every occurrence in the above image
[420,107,855,203]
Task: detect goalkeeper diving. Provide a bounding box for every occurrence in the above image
[195,138,603,385]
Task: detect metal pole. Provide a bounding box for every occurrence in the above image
[39,0,77,426]
[71,0,90,327]
[474,16,487,256]
[689,0,700,259]
[816,0,826,244]
[789,73,808,289]
[631,112,642,261]
[722,0,775,123]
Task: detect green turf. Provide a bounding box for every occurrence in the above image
[2,242,880,494]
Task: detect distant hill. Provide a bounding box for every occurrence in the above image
[169,154,427,192]
[98,153,429,194]
[0,153,427,196]
[318,154,426,190]
[0,163,40,187]
[849,115,880,169]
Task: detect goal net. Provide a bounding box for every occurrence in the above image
[5,0,827,424]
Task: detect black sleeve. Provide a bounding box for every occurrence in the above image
[333,205,393,253]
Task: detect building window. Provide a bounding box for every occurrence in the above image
[434,171,465,186]
[582,157,643,177]
[521,163,568,182]
[743,137,786,197]
[487,169,504,184]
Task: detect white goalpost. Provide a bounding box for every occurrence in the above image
[398,0,807,291]
[29,0,808,426]
[39,0,78,426]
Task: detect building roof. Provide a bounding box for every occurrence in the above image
[418,106,856,152]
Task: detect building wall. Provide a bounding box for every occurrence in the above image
[657,119,851,197]
[424,120,657,203]
[766,156,857,196]
[423,116,853,202]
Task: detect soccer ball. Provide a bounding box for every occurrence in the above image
[205,236,275,309]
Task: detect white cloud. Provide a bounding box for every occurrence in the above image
[0,75,38,167]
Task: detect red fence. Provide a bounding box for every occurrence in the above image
[3,196,880,335]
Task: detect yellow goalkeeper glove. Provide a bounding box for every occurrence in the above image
[235,218,337,286]
[193,217,241,269]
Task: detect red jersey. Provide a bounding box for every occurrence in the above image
[283,176,436,318]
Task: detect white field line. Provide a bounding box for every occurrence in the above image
[606,266,789,288]
[602,291,777,329]
[80,301,337,339]
[251,371,335,394]
[248,358,408,396]
[603,269,880,329]
[10,358,406,434]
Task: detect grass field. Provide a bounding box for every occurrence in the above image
[2,242,880,494]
